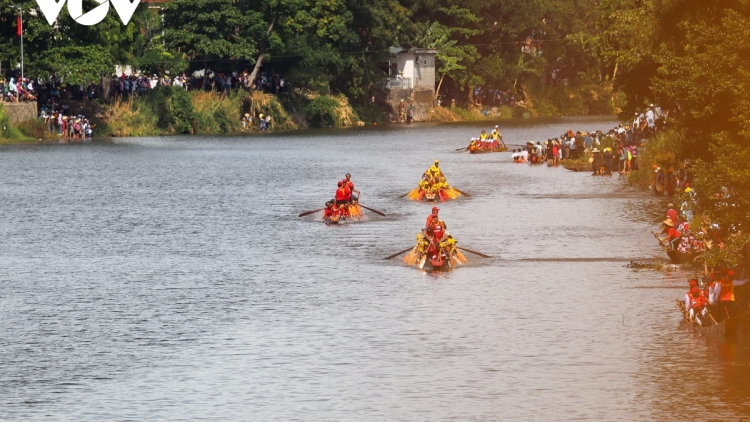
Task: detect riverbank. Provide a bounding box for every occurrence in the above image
[1,82,622,143]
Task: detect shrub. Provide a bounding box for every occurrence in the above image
[167,88,196,134]
[0,104,33,143]
[213,108,232,133]
[628,130,681,187]
[304,96,340,128]
[17,119,52,140]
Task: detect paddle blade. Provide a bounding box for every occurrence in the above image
[348,205,363,218]
[403,248,417,265]
[455,249,468,264]
[417,255,427,269]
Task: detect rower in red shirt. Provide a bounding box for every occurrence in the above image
[334,181,349,206]
[684,279,699,311]
[658,218,681,250]
[323,201,337,222]
[343,173,360,202]
[426,206,440,231]
[688,287,707,325]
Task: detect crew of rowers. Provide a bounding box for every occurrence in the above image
[407,160,446,200]
[655,202,725,255]
[323,173,362,222]
[469,126,506,151]
[404,206,465,268]
[682,268,745,326]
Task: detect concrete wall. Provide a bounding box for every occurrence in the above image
[385,88,436,122]
[413,56,435,89]
[2,102,37,124]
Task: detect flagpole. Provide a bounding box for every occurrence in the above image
[20,7,24,80]
[15,5,23,80]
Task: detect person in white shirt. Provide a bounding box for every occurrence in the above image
[708,276,721,305]
[646,105,655,128]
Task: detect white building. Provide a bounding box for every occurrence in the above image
[383,47,438,92]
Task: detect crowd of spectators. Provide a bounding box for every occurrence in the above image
[0,76,38,102]
[1,67,288,105]
[108,69,287,99]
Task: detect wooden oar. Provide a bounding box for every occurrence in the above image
[652,231,670,252]
[384,247,414,260]
[398,192,410,198]
[360,204,386,216]
[298,208,324,217]
[454,189,471,197]
[455,147,467,151]
[458,246,491,258]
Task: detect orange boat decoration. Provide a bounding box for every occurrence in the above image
[467,138,507,153]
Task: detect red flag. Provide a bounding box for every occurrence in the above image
[17,15,22,37]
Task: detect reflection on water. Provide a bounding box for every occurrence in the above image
[1,116,749,420]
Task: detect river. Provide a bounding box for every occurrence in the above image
[1,116,749,420]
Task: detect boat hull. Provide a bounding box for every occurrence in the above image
[469,147,508,154]
[674,299,737,336]
[564,165,590,172]
[666,249,696,264]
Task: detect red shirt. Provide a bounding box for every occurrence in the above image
[667,209,678,223]
[432,222,444,239]
[667,227,680,240]
[691,295,707,311]
[324,208,334,218]
[335,188,348,201]
[426,214,438,228]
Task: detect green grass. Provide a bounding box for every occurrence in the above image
[0,104,35,144]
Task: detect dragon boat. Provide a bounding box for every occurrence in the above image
[675,299,737,337]
[466,139,508,154]
[404,160,463,202]
[402,231,467,271]
[405,185,461,202]
[322,201,364,224]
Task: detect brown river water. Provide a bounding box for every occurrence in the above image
[1,116,750,420]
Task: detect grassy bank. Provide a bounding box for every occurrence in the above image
[439,83,623,122]
[104,87,370,136]
[0,104,36,144]
[2,83,626,144]
[627,131,682,188]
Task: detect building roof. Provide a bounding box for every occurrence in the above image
[388,47,439,56]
